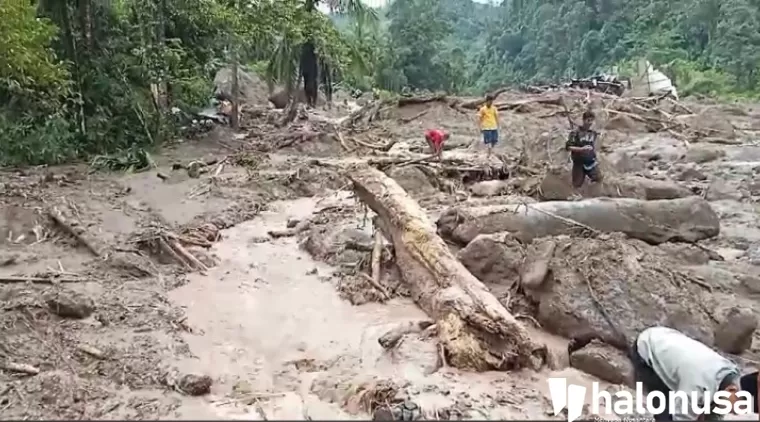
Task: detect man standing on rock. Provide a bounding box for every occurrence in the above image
[566,109,603,197]
[478,94,499,157]
[630,326,746,421]
[424,129,449,161]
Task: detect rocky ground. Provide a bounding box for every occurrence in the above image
[1,87,759,420]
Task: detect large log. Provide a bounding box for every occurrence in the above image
[437,196,719,245]
[347,164,545,371]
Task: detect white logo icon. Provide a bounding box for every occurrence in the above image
[547,377,753,422]
[548,377,587,422]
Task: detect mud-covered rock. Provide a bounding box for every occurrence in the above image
[570,340,634,386]
[213,67,269,106]
[658,243,711,265]
[177,373,213,396]
[386,165,436,196]
[750,247,760,266]
[469,180,510,197]
[748,181,760,197]
[303,225,373,265]
[520,238,556,290]
[674,164,708,181]
[706,179,743,201]
[536,234,716,349]
[683,146,725,164]
[43,289,95,319]
[714,306,757,354]
[268,88,326,109]
[456,233,523,287]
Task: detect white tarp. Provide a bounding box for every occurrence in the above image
[632,59,678,99]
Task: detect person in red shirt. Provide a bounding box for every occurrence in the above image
[424,129,449,160]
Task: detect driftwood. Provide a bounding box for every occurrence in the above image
[1,361,40,375]
[348,164,545,371]
[371,231,383,287]
[47,208,102,257]
[0,275,83,284]
[437,196,720,246]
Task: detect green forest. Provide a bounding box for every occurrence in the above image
[2,0,759,166]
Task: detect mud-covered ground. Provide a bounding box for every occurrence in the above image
[1,89,760,420]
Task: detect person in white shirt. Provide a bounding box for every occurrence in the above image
[630,326,743,421]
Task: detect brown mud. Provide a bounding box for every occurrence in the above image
[1,89,760,420]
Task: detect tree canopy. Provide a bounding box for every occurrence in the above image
[2,0,759,166]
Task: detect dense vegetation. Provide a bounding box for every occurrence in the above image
[3,0,759,166]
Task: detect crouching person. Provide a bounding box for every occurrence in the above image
[630,326,752,421]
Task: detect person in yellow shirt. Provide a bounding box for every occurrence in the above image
[478,94,499,157]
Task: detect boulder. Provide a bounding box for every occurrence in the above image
[714,306,757,354]
[177,373,213,396]
[683,146,725,164]
[538,167,691,201]
[520,238,557,290]
[43,289,95,319]
[469,180,510,197]
[535,234,716,349]
[674,164,708,182]
[658,243,711,265]
[456,233,523,287]
[386,165,436,196]
[570,340,634,386]
[268,89,326,109]
[213,67,269,106]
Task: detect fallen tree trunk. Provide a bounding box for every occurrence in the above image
[348,164,545,371]
[437,196,719,245]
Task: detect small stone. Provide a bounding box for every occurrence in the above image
[714,307,757,354]
[43,289,95,319]
[177,373,213,396]
[569,340,634,386]
[286,218,301,229]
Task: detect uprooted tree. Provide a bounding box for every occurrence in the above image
[347,163,545,371]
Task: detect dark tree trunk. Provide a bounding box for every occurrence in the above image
[300,40,319,108]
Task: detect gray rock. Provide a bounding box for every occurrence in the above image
[683,146,725,164]
[469,180,510,197]
[213,67,269,106]
[706,180,743,201]
[521,238,557,290]
[43,289,95,319]
[177,373,213,396]
[386,165,436,196]
[658,243,711,265]
[456,233,523,287]
[536,235,716,349]
[675,164,707,182]
[570,340,634,386]
[714,306,757,354]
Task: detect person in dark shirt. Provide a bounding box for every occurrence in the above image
[566,109,603,192]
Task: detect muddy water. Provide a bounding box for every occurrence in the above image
[167,194,615,420]
[169,194,424,418]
